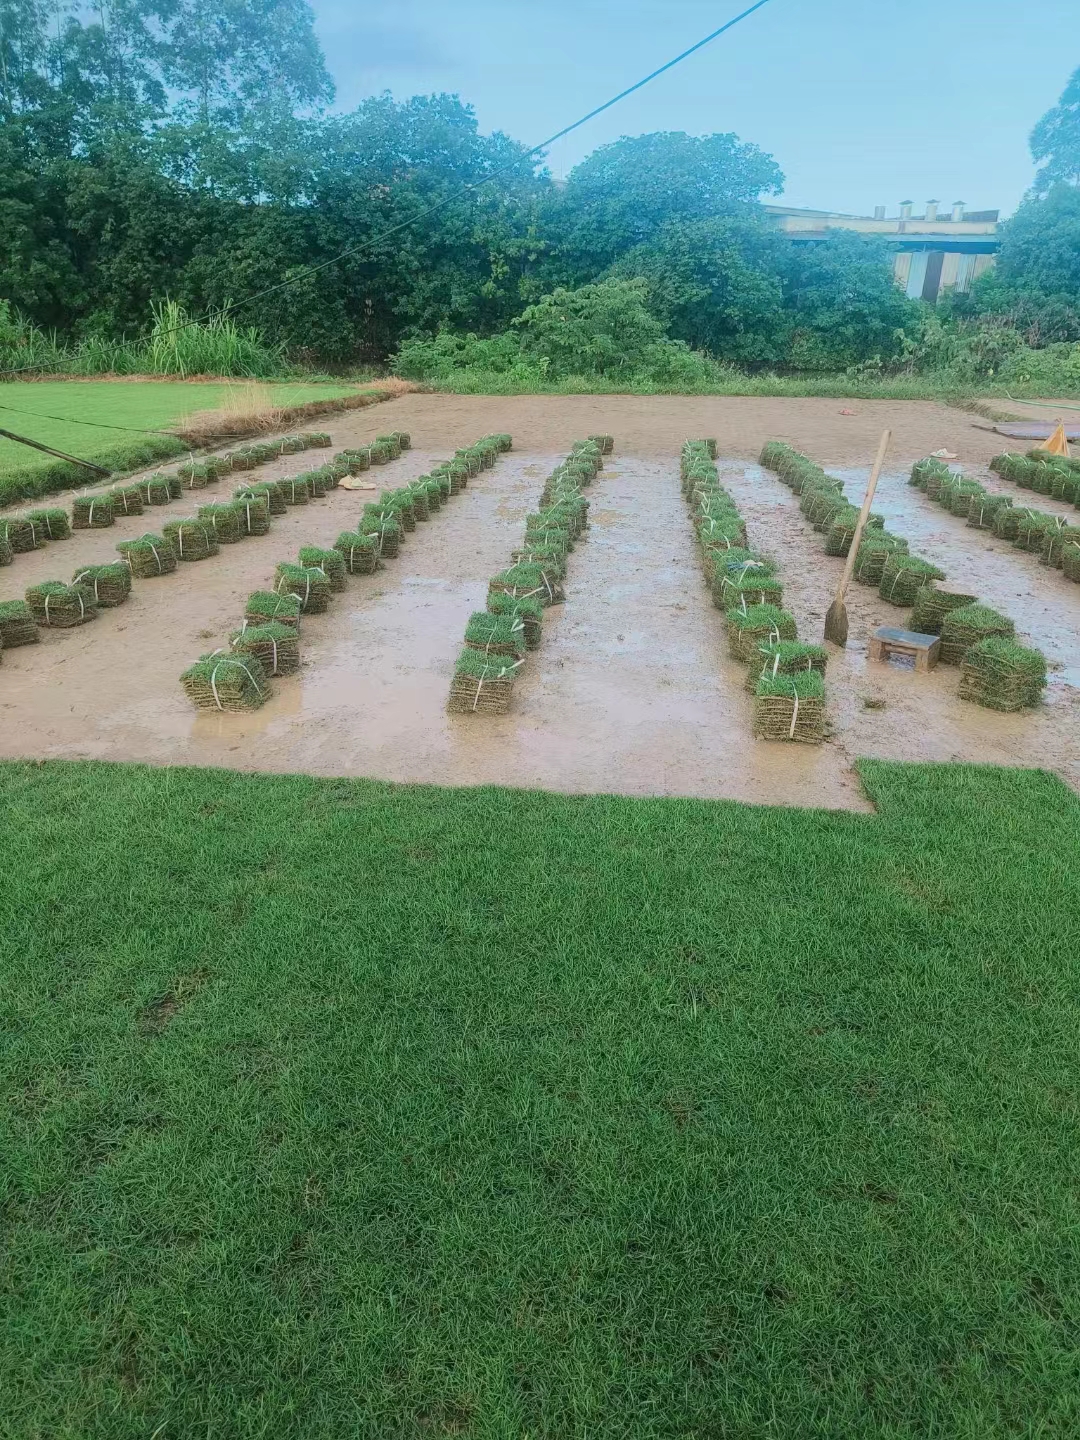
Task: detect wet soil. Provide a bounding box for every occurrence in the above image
[0,395,1076,809]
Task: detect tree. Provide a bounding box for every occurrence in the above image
[551,130,784,275]
[995,185,1080,297]
[1030,66,1080,193]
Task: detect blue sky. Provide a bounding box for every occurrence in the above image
[311,0,1077,218]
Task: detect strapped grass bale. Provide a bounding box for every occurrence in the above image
[489,561,563,608]
[958,637,1047,712]
[181,651,268,712]
[72,494,115,530]
[176,461,213,491]
[909,587,978,636]
[163,517,219,562]
[852,533,908,585]
[231,621,301,677]
[108,486,145,519]
[381,489,416,531]
[375,433,402,461]
[753,671,826,744]
[446,648,523,715]
[713,571,784,612]
[24,507,72,541]
[116,532,177,578]
[0,598,40,646]
[879,553,946,606]
[361,507,403,558]
[298,545,348,593]
[279,474,311,506]
[1014,509,1060,554]
[824,506,884,556]
[231,490,273,536]
[246,589,302,629]
[275,562,332,614]
[238,480,286,516]
[138,473,175,505]
[966,492,1012,530]
[300,431,332,448]
[991,505,1024,542]
[1040,521,1080,568]
[464,610,527,660]
[941,479,986,517]
[726,603,797,663]
[26,580,98,628]
[198,501,245,545]
[1,517,47,553]
[588,434,615,454]
[369,440,393,465]
[407,483,431,522]
[278,435,308,455]
[336,448,371,474]
[745,640,828,693]
[333,530,380,576]
[390,430,412,451]
[487,590,542,649]
[0,534,12,566]
[72,562,131,608]
[939,603,1015,664]
[1062,542,1080,582]
[909,457,952,491]
[301,469,327,499]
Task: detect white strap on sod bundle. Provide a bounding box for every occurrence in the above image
[209,655,262,710]
[88,500,97,525]
[788,688,800,740]
[43,593,51,625]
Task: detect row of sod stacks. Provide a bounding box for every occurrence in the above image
[686,441,826,743]
[0,507,72,567]
[448,437,605,715]
[916,455,1078,581]
[181,433,513,710]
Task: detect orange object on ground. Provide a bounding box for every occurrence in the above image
[1043,421,1071,457]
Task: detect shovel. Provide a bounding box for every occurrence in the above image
[823,428,891,647]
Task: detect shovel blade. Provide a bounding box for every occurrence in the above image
[823,597,849,647]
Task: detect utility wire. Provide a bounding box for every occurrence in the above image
[0,0,775,382]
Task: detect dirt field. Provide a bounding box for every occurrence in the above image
[1,394,1076,809]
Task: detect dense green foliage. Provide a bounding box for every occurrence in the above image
[0,1,1078,389]
[2,757,1080,1436]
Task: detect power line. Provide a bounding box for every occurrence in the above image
[0,0,776,378]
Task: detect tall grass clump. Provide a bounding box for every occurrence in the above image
[143,301,287,380]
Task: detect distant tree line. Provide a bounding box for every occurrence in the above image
[1,2,1078,379]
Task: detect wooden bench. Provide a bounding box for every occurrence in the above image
[868,626,941,672]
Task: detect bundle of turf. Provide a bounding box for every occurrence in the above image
[163,517,218,562]
[246,589,302,629]
[407,483,431,521]
[298,545,348,593]
[1014,509,1060,554]
[909,587,978,636]
[453,447,481,477]
[941,478,986,517]
[237,480,286,516]
[391,430,412,451]
[381,490,416,531]
[369,440,393,465]
[753,671,826,744]
[72,562,131,608]
[958,637,1047,712]
[312,464,341,492]
[176,461,213,491]
[446,461,470,493]
[333,530,380,576]
[909,457,952,491]
[588,434,615,454]
[0,534,12,566]
[852,533,908,585]
[0,520,37,558]
[204,456,233,482]
[489,561,563,607]
[415,476,443,512]
[446,648,523,715]
[279,475,311,506]
[487,591,542,650]
[301,469,327,499]
[226,448,254,471]
[808,490,851,533]
[275,562,332,614]
[511,544,567,580]
[966,492,1012,530]
[485,432,514,452]
[138,474,175,505]
[1061,542,1080,582]
[336,448,372,474]
[824,506,884,556]
[278,435,308,455]
[939,603,1015,664]
[301,431,332,448]
[108,485,145,519]
[726,604,797,663]
[116,532,177,578]
[463,610,527,660]
[231,622,301,677]
[0,599,40,646]
[181,651,268,712]
[198,501,246,545]
[1029,448,1080,475]
[71,495,115,530]
[374,433,402,461]
[879,553,946,606]
[26,580,98,628]
[361,506,403,559]
[231,490,273,536]
[1026,462,1060,497]
[745,640,828,693]
[1041,521,1080,568]
[989,452,1025,479]
[991,505,1024,541]
[714,571,784,612]
[24,507,72,541]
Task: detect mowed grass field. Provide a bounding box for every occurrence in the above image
[0,380,357,493]
[3,758,1080,1437]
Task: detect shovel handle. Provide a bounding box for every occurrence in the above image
[834,429,891,603]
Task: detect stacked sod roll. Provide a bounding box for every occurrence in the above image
[915,454,1077,583]
[448,437,596,715]
[686,440,826,743]
[181,433,514,711]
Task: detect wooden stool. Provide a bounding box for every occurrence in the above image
[868,626,941,672]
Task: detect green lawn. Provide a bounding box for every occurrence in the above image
[3,759,1079,1438]
[0,380,358,503]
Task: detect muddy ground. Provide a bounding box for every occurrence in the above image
[0,395,1076,810]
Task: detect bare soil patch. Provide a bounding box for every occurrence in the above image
[0,394,1075,808]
